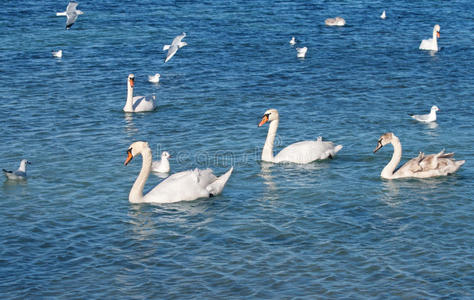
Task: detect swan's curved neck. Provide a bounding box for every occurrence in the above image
[262,120,278,162]
[381,137,402,179]
[432,30,438,48]
[129,148,152,203]
[124,81,134,111]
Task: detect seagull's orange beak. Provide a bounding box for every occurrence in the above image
[258,115,269,127]
[437,31,440,38]
[129,78,134,88]
[124,149,133,166]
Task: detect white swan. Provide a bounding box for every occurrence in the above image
[289,36,296,45]
[374,132,464,179]
[325,17,346,26]
[56,1,84,29]
[124,141,233,203]
[3,159,31,180]
[296,47,307,58]
[409,105,439,123]
[148,73,160,83]
[419,24,440,51]
[52,50,62,58]
[380,10,386,19]
[152,151,171,173]
[258,109,343,163]
[123,74,157,113]
[163,32,187,63]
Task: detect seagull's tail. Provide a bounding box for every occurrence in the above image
[56,12,67,16]
[163,45,170,51]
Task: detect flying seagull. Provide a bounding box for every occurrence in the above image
[56,1,84,29]
[163,32,187,63]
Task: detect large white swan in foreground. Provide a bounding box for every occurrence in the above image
[163,32,187,63]
[123,74,157,113]
[373,132,464,179]
[258,109,342,163]
[409,105,439,123]
[419,24,440,51]
[124,141,233,203]
[3,159,31,180]
[56,1,83,29]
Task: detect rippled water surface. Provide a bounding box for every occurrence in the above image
[1,0,473,298]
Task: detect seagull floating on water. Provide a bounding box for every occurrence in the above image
[289,37,296,45]
[152,151,171,173]
[163,32,187,63]
[56,1,84,29]
[409,105,440,123]
[52,50,62,58]
[3,159,31,180]
[296,47,307,58]
[148,73,161,83]
[325,17,346,26]
[380,10,386,19]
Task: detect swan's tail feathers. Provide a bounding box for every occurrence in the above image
[163,45,170,51]
[455,160,465,168]
[206,167,233,197]
[334,145,343,153]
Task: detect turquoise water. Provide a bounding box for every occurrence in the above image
[1,0,473,298]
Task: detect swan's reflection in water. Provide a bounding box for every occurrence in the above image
[124,113,138,136]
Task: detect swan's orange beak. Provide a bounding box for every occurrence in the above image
[258,115,269,127]
[129,78,134,88]
[437,31,440,38]
[124,149,133,165]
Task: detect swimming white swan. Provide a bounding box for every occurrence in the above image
[380,10,386,19]
[152,151,171,173]
[289,37,296,45]
[374,132,464,179]
[124,141,233,203]
[409,105,439,123]
[123,74,157,113]
[325,17,346,26]
[258,109,343,163]
[52,50,62,58]
[148,73,160,83]
[419,24,440,51]
[163,32,187,63]
[56,1,83,29]
[296,47,307,58]
[3,159,31,180]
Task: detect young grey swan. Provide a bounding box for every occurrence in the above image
[373,132,464,179]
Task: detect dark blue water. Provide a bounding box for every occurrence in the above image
[1,0,473,298]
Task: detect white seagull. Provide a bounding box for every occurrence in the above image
[409,105,440,123]
[296,47,307,58]
[3,159,31,180]
[163,32,187,63]
[56,1,84,29]
[152,151,171,173]
[289,37,296,45]
[325,17,346,26]
[148,73,161,83]
[380,10,386,19]
[52,49,63,58]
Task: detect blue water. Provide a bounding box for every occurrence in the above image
[1,0,473,298]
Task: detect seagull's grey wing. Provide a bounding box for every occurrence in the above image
[66,1,79,13]
[66,13,78,28]
[165,45,178,63]
[414,113,430,121]
[171,33,185,46]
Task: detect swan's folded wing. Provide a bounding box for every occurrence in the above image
[275,140,340,163]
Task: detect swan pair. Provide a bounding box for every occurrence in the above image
[374,132,464,179]
[258,109,342,163]
[3,159,31,180]
[123,74,157,113]
[419,24,440,52]
[125,142,233,204]
[325,17,346,26]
